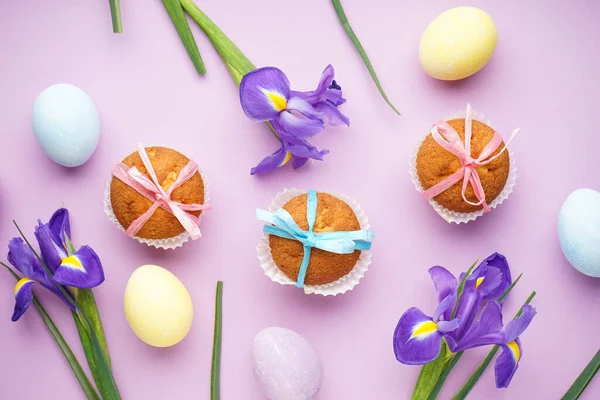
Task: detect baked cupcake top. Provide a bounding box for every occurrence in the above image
[416,117,510,214]
[110,146,206,240]
[268,192,364,286]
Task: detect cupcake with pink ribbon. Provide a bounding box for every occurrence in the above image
[409,104,519,223]
[104,144,210,249]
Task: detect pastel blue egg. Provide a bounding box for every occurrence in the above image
[32,83,99,167]
[558,188,600,277]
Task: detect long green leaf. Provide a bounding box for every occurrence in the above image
[1,263,100,400]
[561,349,600,400]
[412,343,450,400]
[14,222,121,400]
[180,0,255,84]
[211,281,223,400]
[453,291,537,400]
[330,0,400,115]
[162,0,206,75]
[109,0,123,33]
[426,351,463,400]
[179,0,279,142]
[497,273,523,302]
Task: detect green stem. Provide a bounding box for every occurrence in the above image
[1,263,100,400]
[211,281,223,400]
[109,0,123,33]
[426,351,463,400]
[561,350,600,399]
[179,0,279,141]
[330,0,400,115]
[162,0,206,75]
[453,291,537,400]
[14,221,121,400]
[412,343,451,400]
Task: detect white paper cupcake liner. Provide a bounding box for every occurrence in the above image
[408,108,517,224]
[103,153,210,250]
[257,188,373,296]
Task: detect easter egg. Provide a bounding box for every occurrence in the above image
[252,327,322,400]
[32,83,100,167]
[419,7,497,81]
[558,189,600,277]
[124,265,193,347]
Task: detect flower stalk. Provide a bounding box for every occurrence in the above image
[109,0,123,33]
[211,281,223,400]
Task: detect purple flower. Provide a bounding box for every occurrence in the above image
[393,253,535,389]
[9,209,104,321]
[393,293,460,365]
[240,65,348,174]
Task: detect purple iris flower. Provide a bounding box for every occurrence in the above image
[9,208,105,321]
[239,65,349,174]
[393,253,535,388]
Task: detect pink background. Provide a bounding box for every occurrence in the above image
[1,0,600,399]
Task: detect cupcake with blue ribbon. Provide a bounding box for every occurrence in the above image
[257,189,374,295]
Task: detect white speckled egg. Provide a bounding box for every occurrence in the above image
[252,327,322,400]
[124,265,193,347]
[558,189,600,277]
[32,83,100,167]
[419,7,497,81]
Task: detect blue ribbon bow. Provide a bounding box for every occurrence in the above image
[257,190,374,288]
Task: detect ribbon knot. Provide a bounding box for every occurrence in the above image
[422,104,519,213]
[112,143,211,240]
[257,190,374,288]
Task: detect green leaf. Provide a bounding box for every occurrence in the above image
[497,273,523,302]
[13,221,122,400]
[211,281,223,400]
[330,0,400,115]
[412,343,451,400]
[426,351,463,400]
[453,291,537,400]
[561,349,600,400]
[1,262,101,400]
[109,0,123,33]
[162,0,206,75]
[180,0,256,84]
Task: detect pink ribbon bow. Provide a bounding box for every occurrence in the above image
[422,104,519,212]
[112,144,210,239]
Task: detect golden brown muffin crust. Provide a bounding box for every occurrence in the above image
[269,192,361,286]
[416,119,510,213]
[110,147,204,239]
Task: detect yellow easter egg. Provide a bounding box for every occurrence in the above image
[124,265,193,347]
[419,6,497,81]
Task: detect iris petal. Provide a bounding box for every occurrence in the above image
[502,305,536,343]
[240,67,291,121]
[48,208,71,249]
[313,101,350,126]
[291,155,309,170]
[12,278,37,322]
[35,221,67,273]
[495,338,522,388]
[289,64,335,104]
[278,110,324,138]
[429,266,458,312]
[53,245,105,289]
[454,301,505,352]
[472,253,512,301]
[8,238,50,285]
[393,307,443,365]
[250,145,289,175]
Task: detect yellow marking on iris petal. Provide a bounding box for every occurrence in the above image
[263,90,287,111]
[476,277,485,288]
[14,278,34,295]
[507,341,521,362]
[280,151,293,166]
[61,255,85,271]
[411,321,438,339]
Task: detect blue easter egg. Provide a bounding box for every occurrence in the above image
[32,83,99,167]
[558,188,600,277]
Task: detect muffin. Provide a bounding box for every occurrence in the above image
[411,105,517,222]
[105,145,209,248]
[257,189,374,296]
